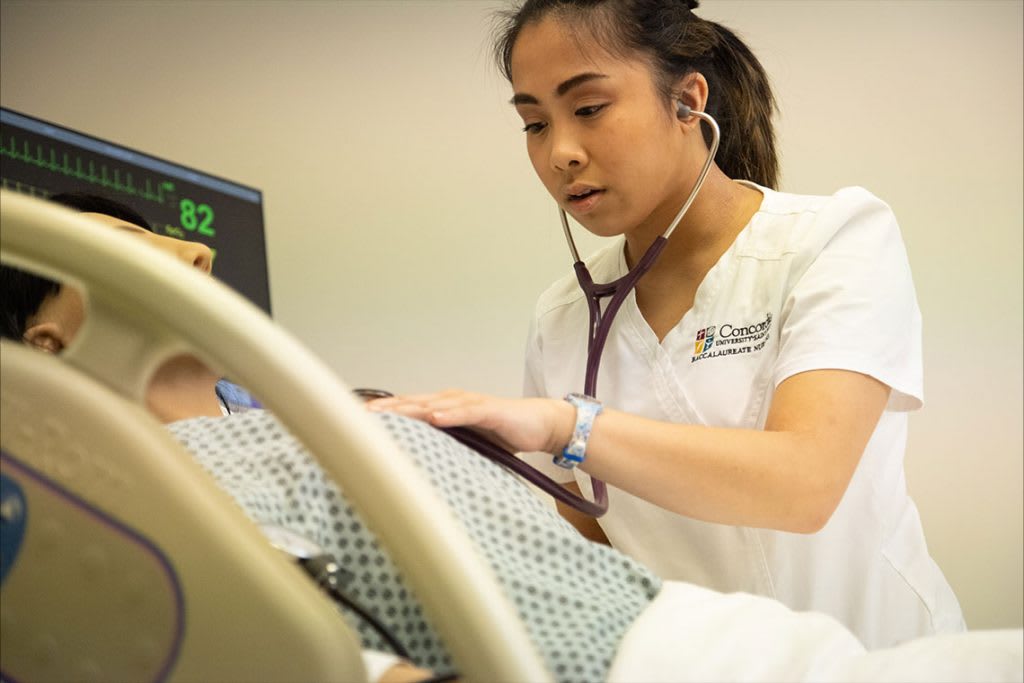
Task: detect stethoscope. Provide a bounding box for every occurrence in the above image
[359,104,720,518]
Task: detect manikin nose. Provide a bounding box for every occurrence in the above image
[180,241,213,273]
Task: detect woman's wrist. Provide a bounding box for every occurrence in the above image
[548,396,580,455]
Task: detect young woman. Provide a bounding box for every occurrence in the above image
[368,0,965,649]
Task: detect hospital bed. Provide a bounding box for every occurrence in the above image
[2,190,1022,683]
[0,190,550,682]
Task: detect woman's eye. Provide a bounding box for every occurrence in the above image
[576,104,606,117]
[522,121,547,135]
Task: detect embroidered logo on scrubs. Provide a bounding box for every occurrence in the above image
[692,313,772,363]
[694,326,715,355]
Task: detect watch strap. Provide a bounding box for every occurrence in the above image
[553,393,603,469]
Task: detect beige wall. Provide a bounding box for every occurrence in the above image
[2,0,1021,631]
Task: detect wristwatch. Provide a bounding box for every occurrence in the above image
[553,393,603,469]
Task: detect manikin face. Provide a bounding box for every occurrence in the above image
[510,16,700,242]
[23,213,213,353]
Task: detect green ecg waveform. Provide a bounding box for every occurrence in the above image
[0,133,176,203]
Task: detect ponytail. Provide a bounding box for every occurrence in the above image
[703,22,779,189]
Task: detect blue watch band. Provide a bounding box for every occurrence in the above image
[553,393,603,469]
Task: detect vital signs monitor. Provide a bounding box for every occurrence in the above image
[0,106,271,314]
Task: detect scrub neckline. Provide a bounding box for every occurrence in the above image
[616,181,771,352]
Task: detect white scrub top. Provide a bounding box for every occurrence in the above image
[523,183,965,649]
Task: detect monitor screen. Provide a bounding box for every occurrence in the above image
[0,107,271,314]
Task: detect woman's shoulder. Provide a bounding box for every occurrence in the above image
[740,183,901,260]
[749,183,893,223]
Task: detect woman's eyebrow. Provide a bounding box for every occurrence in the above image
[510,72,609,106]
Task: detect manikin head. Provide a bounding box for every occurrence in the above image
[1,192,221,422]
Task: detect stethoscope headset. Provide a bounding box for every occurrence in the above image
[359,102,720,518]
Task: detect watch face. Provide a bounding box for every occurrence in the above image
[259,524,324,559]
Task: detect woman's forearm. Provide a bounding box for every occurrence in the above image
[581,413,838,532]
[578,370,890,533]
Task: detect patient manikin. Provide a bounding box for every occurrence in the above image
[2,194,434,682]
[4,194,1020,683]
[5,194,658,681]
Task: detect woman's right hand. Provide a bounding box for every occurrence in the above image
[366,389,575,456]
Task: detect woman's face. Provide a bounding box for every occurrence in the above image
[510,16,697,240]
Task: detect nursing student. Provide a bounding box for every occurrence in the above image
[368,0,965,649]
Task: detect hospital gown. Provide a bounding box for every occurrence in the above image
[167,410,659,682]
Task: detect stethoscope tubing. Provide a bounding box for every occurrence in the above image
[560,109,721,516]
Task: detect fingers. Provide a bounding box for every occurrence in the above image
[367,391,525,455]
[365,390,488,427]
[365,390,568,454]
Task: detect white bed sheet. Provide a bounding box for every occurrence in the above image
[608,581,1023,682]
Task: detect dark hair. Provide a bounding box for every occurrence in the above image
[0,192,152,341]
[48,192,153,230]
[494,0,779,189]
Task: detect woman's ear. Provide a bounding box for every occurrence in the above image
[22,321,66,354]
[674,71,710,123]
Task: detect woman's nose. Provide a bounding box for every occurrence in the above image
[549,128,586,173]
[180,240,213,273]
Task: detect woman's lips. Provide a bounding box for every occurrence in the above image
[567,189,605,213]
